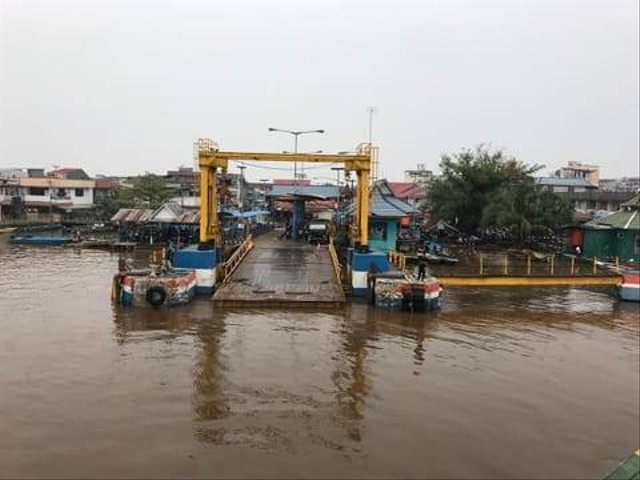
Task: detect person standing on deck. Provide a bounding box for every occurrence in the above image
[417,249,427,281]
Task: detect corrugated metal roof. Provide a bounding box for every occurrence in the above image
[597,210,640,230]
[558,191,636,202]
[621,194,639,208]
[535,177,593,187]
[110,208,154,223]
[369,180,416,217]
[342,181,417,218]
[387,182,427,200]
[111,206,200,224]
[273,179,311,186]
[267,185,339,199]
[174,210,200,224]
[276,200,335,213]
[150,202,183,222]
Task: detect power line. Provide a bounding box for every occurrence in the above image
[236,161,342,172]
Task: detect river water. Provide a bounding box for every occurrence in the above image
[0,246,638,479]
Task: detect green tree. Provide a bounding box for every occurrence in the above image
[481,184,574,240]
[116,174,176,210]
[429,145,542,233]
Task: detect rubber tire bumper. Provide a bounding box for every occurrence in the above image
[146,286,167,306]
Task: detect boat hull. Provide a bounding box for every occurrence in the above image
[118,269,197,307]
[618,274,640,302]
[424,252,459,264]
[9,236,73,246]
[373,276,443,312]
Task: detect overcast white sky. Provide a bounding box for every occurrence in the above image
[1,1,638,182]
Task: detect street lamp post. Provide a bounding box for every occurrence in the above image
[237,165,246,211]
[268,128,324,183]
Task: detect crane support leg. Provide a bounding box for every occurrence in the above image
[199,166,220,245]
[356,169,370,248]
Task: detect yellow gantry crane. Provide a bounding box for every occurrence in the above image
[196,140,373,248]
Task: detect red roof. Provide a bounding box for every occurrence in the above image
[273,179,311,186]
[95,178,119,189]
[387,182,426,200]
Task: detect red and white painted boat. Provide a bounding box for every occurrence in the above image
[618,273,640,302]
[113,268,197,307]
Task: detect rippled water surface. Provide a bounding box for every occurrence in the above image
[1,246,638,479]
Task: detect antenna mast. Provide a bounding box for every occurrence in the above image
[367,106,379,185]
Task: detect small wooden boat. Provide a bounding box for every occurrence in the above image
[9,234,73,246]
[112,241,137,251]
[67,238,115,250]
[424,252,459,264]
[112,266,197,307]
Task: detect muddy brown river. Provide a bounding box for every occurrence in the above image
[0,246,638,479]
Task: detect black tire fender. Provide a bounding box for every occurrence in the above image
[146,286,167,306]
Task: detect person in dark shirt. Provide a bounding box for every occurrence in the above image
[417,249,427,281]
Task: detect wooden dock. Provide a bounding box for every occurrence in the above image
[388,249,624,288]
[213,231,345,307]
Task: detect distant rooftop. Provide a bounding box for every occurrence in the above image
[266,185,339,200]
[535,177,594,188]
[387,182,427,200]
[273,179,311,186]
[370,180,417,218]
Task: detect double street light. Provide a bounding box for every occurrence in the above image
[268,127,325,183]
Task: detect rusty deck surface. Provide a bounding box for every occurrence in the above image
[213,230,346,307]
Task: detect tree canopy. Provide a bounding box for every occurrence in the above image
[428,146,573,238]
[116,174,176,210]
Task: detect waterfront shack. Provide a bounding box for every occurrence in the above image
[367,180,417,252]
[566,194,639,264]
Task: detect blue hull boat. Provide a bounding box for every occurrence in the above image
[9,235,73,246]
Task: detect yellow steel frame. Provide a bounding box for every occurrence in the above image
[197,143,372,246]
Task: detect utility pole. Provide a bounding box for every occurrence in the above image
[367,106,377,145]
[331,166,344,225]
[237,165,246,211]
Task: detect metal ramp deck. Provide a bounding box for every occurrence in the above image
[213,231,346,307]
